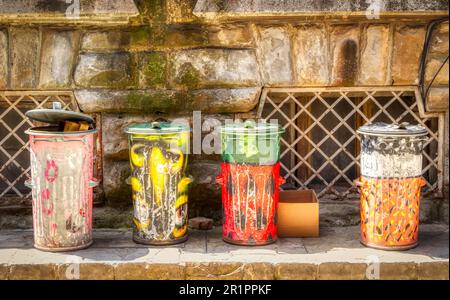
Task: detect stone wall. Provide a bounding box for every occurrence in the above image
[0,0,448,227]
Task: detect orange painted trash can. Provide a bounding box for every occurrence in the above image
[355,122,428,250]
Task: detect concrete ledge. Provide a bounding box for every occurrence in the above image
[0,225,448,280]
[194,0,449,21]
[0,0,139,25]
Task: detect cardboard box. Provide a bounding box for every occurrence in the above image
[277,190,319,238]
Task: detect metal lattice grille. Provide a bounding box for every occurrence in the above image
[258,87,444,199]
[0,91,78,204]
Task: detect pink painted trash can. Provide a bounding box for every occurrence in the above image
[25,103,98,252]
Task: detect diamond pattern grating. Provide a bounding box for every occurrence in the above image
[257,87,444,199]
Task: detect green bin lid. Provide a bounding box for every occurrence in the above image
[221,120,284,136]
[125,121,190,135]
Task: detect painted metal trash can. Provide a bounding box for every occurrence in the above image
[125,121,191,245]
[355,122,428,250]
[217,121,284,246]
[25,102,98,252]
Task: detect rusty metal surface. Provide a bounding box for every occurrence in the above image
[28,130,96,251]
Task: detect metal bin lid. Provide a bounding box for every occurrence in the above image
[357,122,428,137]
[25,102,94,125]
[125,121,190,135]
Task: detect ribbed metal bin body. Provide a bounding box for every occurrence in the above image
[27,127,96,251]
[356,123,427,250]
[126,122,191,245]
[218,122,284,246]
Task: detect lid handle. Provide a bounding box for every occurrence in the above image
[151,121,161,129]
[398,122,409,129]
[52,102,62,110]
[244,120,255,129]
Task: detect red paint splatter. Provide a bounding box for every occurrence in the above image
[79,208,86,218]
[42,203,54,216]
[41,188,50,201]
[44,160,58,183]
[217,162,283,245]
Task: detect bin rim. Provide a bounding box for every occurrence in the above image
[220,121,284,136]
[124,122,191,135]
[357,122,428,137]
[25,126,98,136]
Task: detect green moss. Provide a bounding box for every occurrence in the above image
[141,52,167,87]
[135,0,166,23]
[129,26,151,49]
[176,62,201,89]
[164,25,208,48]
[89,71,131,88]
[126,90,183,113]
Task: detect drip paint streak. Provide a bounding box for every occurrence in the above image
[29,133,94,251]
[129,134,190,245]
[217,162,283,245]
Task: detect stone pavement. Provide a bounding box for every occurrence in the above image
[0,225,448,280]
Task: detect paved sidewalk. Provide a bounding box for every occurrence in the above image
[0,225,448,280]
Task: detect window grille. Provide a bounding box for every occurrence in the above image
[257,86,444,199]
[0,91,79,206]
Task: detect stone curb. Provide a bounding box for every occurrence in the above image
[0,261,448,280]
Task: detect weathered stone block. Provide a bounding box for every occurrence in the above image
[134,0,166,23]
[74,53,135,88]
[243,263,274,280]
[103,159,131,207]
[102,113,158,160]
[170,49,260,88]
[330,25,359,86]
[380,263,418,280]
[419,261,449,280]
[392,24,426,85]
[165,24,208,48]
[274,263,317,280]
[138,52,167,88]
[115,263,185,280]
[74,89,184,114]
[190,88,260,113]
[318,263,367,280]
[295,24,329,86]
[10,27,39,89]
[257,26,293,85]
[81,31,131,52]
[56,263,115,280]
[9,264,57,280]
[426,87,449,112]
[208,24,254,48]
[0,264,8,280]
[425,58,449,86]
[430,22,449,56]
[166,0,199,23]
[39,30,78,89]
[359,24,390,85]
[189,161,221,220]
[186,262,244,280]
[0,29,7,89]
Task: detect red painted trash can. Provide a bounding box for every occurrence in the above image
[217,121,284,245]
[25,102,98,252]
